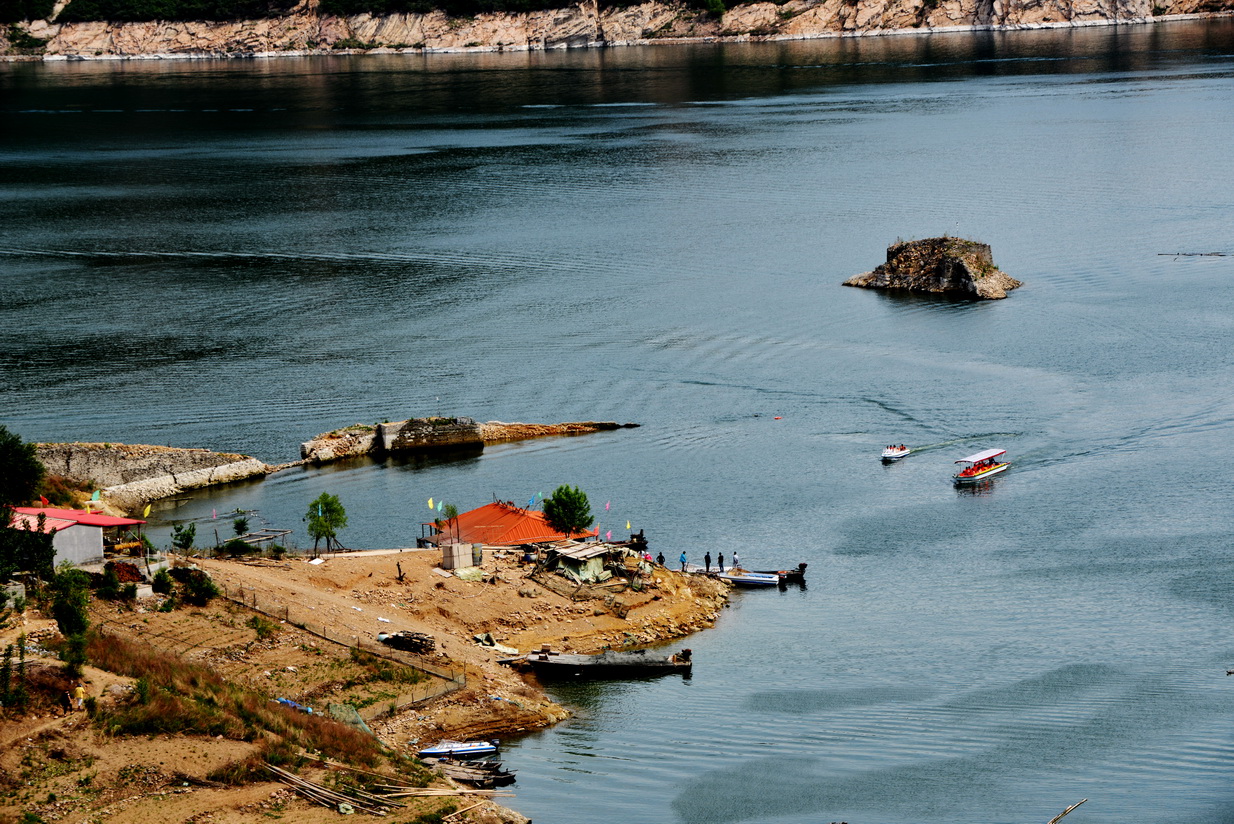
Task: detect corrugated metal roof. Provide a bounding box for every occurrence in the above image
[556,543,613,560]
[12,507,145,528]
[9,512,77,533]
[432,501,598,546]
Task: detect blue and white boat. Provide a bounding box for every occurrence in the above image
[417,740,499,758]
[716,570,782,587]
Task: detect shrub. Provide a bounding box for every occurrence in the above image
[247,615,279,641]
[223,538,253,558]
[151,568,173,595]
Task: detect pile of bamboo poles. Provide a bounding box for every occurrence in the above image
[265,764,399,815]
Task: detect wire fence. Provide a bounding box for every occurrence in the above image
[214,583,468,719]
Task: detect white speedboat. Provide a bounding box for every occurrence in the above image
[716,570,782,587]
[953,448,1010,483]
[417,740,499,758]
[881,445,912,461]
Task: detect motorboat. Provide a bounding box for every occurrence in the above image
[953,448,1010,483]
[417,740,499,758]
[420,756,516,788]
[500,647,692,678]
[715,569,782,587]
[881,444,912,461]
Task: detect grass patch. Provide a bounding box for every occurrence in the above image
[86,633,386,768]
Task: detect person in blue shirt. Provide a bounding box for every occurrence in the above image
[679,551,688,572]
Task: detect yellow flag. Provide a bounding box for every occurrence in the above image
[626,521,631,530]
[142,504,151,518]
[428,497,434,510]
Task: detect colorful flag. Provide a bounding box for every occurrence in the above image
[626,520,631,530]
[428,497,434,510]
[437,500,443,511]
[91,490,101,501]
[605,501,610,511]
[39,495,48,505]
[142,504,151,518]
[528,497,535,508]
[212,508,217,520]
[605,530,612,541]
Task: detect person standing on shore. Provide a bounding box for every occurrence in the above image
[704,551,712,573]
[732,552,741,570]
[679,551,688,572]
[717,553,725,573]
[656,551,665,566]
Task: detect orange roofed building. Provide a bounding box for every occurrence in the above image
[420,500,598,547]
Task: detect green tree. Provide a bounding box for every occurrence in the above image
[51,564,90,677]
[0,425,45,510]
[542,485,594,538]
[232,515,249,537]
[306,492,347,552]
[170,522,196,552]
[0,511,56,581]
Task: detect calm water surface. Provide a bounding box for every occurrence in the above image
[3,21,1234,823]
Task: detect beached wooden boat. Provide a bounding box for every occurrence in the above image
[752,562,807,583]
[501,647,692,678]
[953,448,1010,483]
[417,740,499,758]
[422,756,516,788]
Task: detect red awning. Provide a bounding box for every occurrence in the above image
[12,507,145,528]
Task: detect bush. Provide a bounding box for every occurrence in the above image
[151,568,173,595]
[223,538,254,558]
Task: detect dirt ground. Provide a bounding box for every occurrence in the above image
[0,548,729,824]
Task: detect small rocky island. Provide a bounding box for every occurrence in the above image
[844,237,1022,300]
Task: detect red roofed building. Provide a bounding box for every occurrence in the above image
[421,500,598,547]
[9,507,146,567]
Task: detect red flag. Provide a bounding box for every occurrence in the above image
[39,495,49,505]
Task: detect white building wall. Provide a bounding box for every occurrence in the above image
[53,525,104,567]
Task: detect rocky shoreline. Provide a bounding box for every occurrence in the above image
[35,417,637,513]
[2,0,1230,60]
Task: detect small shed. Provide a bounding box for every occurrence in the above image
[10,507,146,568]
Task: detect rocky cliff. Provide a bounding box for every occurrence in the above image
[844,236,1022,298]
[3,0,1230,59]
[36,442,271,513]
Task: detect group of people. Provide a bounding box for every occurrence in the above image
[676,551,738,573]
[886,444,907,451]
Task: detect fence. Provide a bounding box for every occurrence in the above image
[215,583,468,718]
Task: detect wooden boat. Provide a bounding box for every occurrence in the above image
[953,448,1010,483]
[417,739,499,758]
[753,562,807,583]
[501,647,692,678]
[881,445,912,461]
[716,569,782,587]
[421,756,516,788]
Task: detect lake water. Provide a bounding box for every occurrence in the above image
[4,20,1234,823]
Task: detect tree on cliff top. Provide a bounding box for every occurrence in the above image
[0,425,45,510]
[542,485,594,539]
[306,492,348,553]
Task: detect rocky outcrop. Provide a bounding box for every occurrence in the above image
[4,0,1231,59]
[300,417,638,463]
[35,442,272,513]
[844,236,1022,299]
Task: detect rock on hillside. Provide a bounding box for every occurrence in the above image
[844,237,1022,299]
[4,0,1232,59]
